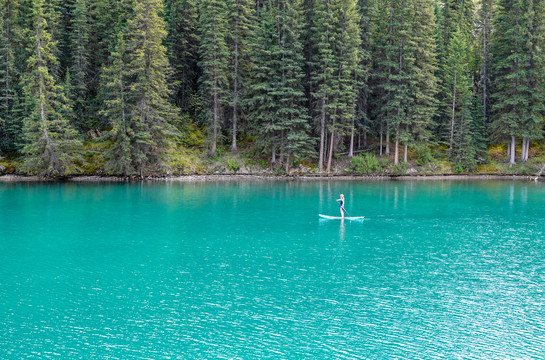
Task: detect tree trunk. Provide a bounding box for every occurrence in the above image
[319,99,326,173]
[327,129,335,173]
[521,137,525,161]
[271,139,276,164]
[211,66,218,156]
[536,162,545,178]
[403,143,408,163]
[385,119,390,155]
[379,120,383,156]
[510,135,516,166]
[394,128,399,165]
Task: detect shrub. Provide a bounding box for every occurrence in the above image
[391,163,407,174]
[454,163,464,173]
[350,153,382,174]
[415,145,434,166]
[226,159,240,173]
[489,145,506,161]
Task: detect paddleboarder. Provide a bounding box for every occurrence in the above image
[336,194,346,218]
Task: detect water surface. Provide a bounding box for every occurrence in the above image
[1,180,544,359]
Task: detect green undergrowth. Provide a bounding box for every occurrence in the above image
[2,142,545,177]
[166,147,206,175]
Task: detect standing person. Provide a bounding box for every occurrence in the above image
[336,194,346,218]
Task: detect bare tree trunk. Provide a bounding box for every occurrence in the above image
[521,137,525,161]
[403,143,408,163]
[536,162,545,179]
[318,99,326,173]
[385,119,390,155]
[379,120,383,156]
[449,72,457,155]
[522,137,530,162]
[510,135,516,166]
[271,139,276,164]
[363,129,367,147]
[349,126,354,157]
[327,129,335,173]
[394,127,399,165]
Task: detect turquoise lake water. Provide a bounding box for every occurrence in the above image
[1,180,545,359]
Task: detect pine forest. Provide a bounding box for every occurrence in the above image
[1,0,545,176]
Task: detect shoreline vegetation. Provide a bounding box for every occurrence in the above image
[2,143,545,182]
[1,174,542,183]
[2,145,545,182]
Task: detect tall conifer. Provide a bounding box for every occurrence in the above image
[21,0,81,175]
[0,0,23,153]
[227,0,254,150]
[69,0,91,131]
[123,0,177,175]
[491,0,545,165]
[165,0,199,112]
[100,31,133,175]
[198,0,230,156]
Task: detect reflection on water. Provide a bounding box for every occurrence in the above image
[0,180,544,359]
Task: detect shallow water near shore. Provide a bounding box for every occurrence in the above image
[1,180,545,359]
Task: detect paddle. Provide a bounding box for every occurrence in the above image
[342,207,350,217]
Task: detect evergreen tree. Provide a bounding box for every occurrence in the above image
[227,0,255,150]
[250,0,314,170]
[444,28,477,169]
[165,0,200,112]
[21,0,81,176]
[61,69,77,126]
[100,31,133,175]
[491,0,545,165]
[42,0,64,79]
[434,0,475,147]
[373,0,413,165]
[326,0,361,170]
[311,0,337,172]
[69,0,91,131]
[248,1,277,159]
[475,0,494,128]
[519,0,545,162]
[351,0,373,156]
[0,0,22,153]
[122,0,177,175]
[405,0,439,161]
[198,0,230,156]
[275,0,313,170]
[311,0,361,172]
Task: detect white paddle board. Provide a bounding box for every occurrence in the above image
[319,214,364,220]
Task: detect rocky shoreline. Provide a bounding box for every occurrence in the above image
[0,173,542,182]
